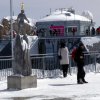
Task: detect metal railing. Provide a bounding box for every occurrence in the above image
[0,57,12,81]
[0,53,100,81]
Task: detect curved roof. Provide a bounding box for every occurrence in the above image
[38,9,91,22]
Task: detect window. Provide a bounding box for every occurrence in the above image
[65,26,77,36]
[65,26,77,32]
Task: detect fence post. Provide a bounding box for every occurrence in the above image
[42,57,45,78]
[94,53,96,73]
[69,55,72,75]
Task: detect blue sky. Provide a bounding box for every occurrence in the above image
[0,0,99,27]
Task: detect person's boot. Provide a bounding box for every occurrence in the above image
[82,79,88,83]
[77,79,83,84]
[63,72,67,77]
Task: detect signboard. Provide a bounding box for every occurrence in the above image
[50,26,64,36]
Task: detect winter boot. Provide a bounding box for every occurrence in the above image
[63,72,67,77]
[82,79,88,83]
[77,79,83,84]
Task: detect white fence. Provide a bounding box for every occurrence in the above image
[0,53,100,81]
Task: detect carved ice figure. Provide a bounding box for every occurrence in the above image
[13,34,32,76]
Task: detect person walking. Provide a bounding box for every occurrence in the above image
[74,42,88,84]
[58,41,69,77]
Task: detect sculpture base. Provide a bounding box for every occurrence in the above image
[7,75,37,90]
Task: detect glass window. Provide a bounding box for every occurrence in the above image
[67,27,77,33]
[65,26,77,35]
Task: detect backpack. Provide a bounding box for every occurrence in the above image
[71,48,77,61]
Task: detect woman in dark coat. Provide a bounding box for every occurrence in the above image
[75,43,88,84]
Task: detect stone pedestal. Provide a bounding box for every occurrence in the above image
[7,75,37,90]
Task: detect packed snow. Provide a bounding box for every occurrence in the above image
[81,36,100,52]
[0,72,100,100]
[81,36,100,47]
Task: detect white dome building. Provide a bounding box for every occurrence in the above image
[36,8,94,37]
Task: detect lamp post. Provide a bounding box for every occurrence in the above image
[10,0,13,59]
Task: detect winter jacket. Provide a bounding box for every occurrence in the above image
[75,46,84,65]
[58,47,69,65]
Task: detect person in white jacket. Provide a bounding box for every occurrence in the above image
[58,41,69,77]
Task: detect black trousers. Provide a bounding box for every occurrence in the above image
[61,64,69,77]
[77,63,85,82]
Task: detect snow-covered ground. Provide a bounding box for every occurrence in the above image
[0,72,100,100]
